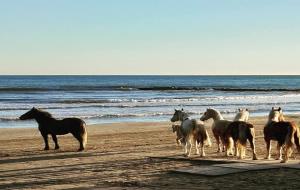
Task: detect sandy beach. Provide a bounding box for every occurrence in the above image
[1,116,300,189]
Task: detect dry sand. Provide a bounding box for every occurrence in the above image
[1,116,300,189]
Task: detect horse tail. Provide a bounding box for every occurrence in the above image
[238,123,250,146]
[249,124,255,141]
[82,122,88,148]
[293,124,300,152]
[285,122,296,149]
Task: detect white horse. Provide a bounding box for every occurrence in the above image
[200,108,249,153]
[171,109,211,157]
[234,108,249,122]
[268,107,284,123]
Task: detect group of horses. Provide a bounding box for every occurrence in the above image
[171,107,300,163]
[18,106,300,163]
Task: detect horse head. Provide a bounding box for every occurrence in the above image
[170,108,186,122]
[234,108,250,122]
[200,108,223,121]
[19,107,38,120]
[268,107,285,122]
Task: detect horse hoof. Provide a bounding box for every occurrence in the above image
[253,157,258,160]
[280,160,287,163]
[55,147,60,150]
[78,148,84,152]
[44,147,49,150]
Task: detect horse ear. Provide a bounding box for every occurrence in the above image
[278,107,281,111]
[174,109,177,112]
[272,107,274,110]
[238,108,241,112]
[246,108,248,111]
[181,108,184,111]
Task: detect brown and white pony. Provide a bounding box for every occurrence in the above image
[172,124,184,145]
[200,108,249,153]
[224,121,257,160]
[171,109,211,157]
[264,107,300,163]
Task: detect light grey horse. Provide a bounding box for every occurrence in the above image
[200,108,249,153]
[171,109,211,157]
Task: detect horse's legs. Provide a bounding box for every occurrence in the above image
[42,133,49,150]
[237,143,243,159]
[225,137,233,157]
[51,134,59,150]
[214,133,221,152]
[220,136,226,152]
[234,142,239,157]
[183,143,188,156]
[188,140,193,157]
[249,138,258,160]
[195,140,200,155]
[265,139,271,159]
[200,142,205,157]
[184,142,191,157]
[281,144,293,163]
[276,143,283,160]
[72,133,84,151]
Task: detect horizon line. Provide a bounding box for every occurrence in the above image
[1,74,300,77]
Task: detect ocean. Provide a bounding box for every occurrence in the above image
[1,75,300,128]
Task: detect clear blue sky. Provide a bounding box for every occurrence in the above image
[0,0,299,75]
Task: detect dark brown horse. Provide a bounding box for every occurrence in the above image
[20,107,87,151]
[264,107,300,163]
[224,121,257,160]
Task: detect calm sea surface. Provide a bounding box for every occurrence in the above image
[1,75,300,128]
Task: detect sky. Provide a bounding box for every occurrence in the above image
[0,0,299,75]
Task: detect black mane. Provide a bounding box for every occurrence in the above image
[35,109,53,118]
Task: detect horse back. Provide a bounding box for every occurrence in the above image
[213,120,231,136]
[40,117,86,135]
[264,121,292,143]
[226,121,254,142]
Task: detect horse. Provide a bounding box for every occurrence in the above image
[264,107,300,163]
[224,121,257,160]
[234,108,249,122]
[170,109,211,157]
[172,124,184,145]
[20,107,87,151]
[200,108,249,153]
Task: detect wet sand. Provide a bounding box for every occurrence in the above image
[1,117,300,189]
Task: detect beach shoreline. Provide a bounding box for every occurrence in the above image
[1,116,300,189]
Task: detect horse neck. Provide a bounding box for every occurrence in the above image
[34,113,55,124]
[279,115,285,121]
[234,113,247,121]
[178,112,189,122]
[212,111,224,121]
